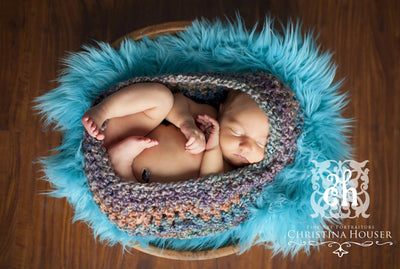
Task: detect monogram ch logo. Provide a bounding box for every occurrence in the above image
[310,160,370,219]
[289,159,393,257]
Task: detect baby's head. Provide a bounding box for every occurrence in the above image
[218,91,270,167]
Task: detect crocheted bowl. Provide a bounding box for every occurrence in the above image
[82,71,304,239]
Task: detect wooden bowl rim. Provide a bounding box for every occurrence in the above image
[131,242,242,260]
[111,21,193,48]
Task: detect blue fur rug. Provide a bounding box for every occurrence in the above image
[35,14,354,257]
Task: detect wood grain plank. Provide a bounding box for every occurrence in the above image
[0,131,20,269]
[0,0,399,268]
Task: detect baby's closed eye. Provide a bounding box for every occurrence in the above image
[256,139,267,148]
[230,128,244,136]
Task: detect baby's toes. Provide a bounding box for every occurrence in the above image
[90,122,101,135]
[82,117,97,137]
[96,132,105,140]
[81,116,90,128]
[144,138,159,148]
[82,115,90,123]
[91,122,97,132]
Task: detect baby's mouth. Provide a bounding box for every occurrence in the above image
[234,154,249,164]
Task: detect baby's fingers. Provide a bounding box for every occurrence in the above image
[186,144,204,154]
[196,116,210,130]
[185,137,199,152]
[204,114,218,125]
[186,136,196,148]
[185,136,205,154]
[197,114,218,126]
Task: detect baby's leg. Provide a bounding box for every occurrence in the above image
[107,136,158,182]
[83,83,173,181]
[82,83,173,141]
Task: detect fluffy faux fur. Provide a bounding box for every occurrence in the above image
[35,13,354,257]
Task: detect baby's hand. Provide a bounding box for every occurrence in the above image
[196,114,220,150]
[179,121,206,154]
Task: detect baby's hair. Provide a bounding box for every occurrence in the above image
[218,90,254,120]
[218,90,237,116]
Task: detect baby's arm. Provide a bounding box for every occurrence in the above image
[165,93,206,154]
[196,115,224,176]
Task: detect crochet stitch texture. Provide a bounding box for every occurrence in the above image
[83,71,304,239]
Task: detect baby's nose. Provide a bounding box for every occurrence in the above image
[239,137,256,152]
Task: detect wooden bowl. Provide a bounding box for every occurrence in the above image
[111,21,192,48]
[111,21,243,260]
[131,242,242,260]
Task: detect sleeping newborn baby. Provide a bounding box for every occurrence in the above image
[82,82,269,183]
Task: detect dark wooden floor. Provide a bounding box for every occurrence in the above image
[1,0,399,268]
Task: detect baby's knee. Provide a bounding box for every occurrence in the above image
[140,83,173,120]
[149,83,174,109]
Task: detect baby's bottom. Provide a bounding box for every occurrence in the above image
[107,136,158,182]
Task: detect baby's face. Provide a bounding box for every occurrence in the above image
[219,93,269,167]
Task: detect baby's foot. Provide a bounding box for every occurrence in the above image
[108,136,159,181]
[108,136,159,162]
[81,105,108,140]
[123,136,159,155]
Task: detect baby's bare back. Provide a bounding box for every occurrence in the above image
[131,99,218,183]
[131,124,204,183]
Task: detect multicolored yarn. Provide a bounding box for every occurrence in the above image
[82,71,304,239]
